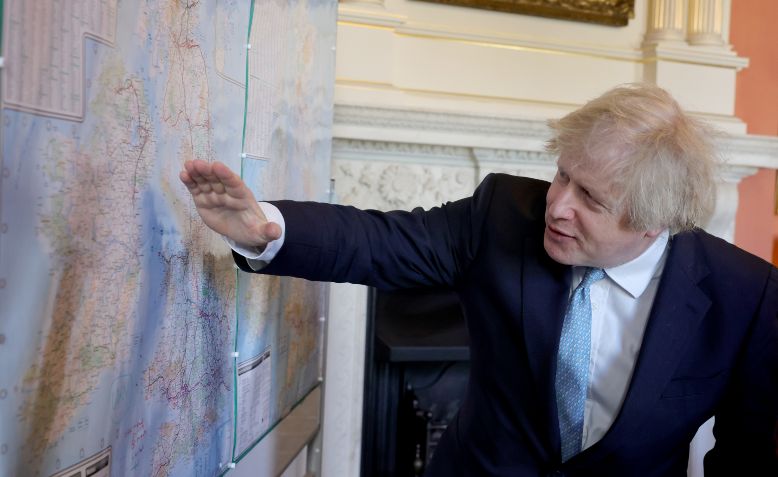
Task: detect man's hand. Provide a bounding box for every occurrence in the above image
[179,160,281,250]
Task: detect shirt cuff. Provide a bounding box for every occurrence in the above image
[223,202,286,271]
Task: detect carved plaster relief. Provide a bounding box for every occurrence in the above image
[333,159,475,210]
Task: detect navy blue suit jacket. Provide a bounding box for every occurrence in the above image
[234,174,778,476]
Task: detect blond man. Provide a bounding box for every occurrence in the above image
[181,84,777,476]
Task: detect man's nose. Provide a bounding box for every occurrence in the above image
[547,186,575,220]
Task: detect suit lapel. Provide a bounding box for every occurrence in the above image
[521,235,570,453]
[579,232,712,463]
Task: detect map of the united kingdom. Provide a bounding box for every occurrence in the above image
[0,1,336,475]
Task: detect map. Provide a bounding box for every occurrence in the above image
[0,1,336,476]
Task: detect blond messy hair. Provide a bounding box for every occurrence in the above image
[546,83,718,234]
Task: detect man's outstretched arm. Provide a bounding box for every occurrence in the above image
[179,159,281,250]
[181,159,505,290]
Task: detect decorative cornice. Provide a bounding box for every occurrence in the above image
[720,134,778,169]
[395,21,641,62]
[717,164,761,183]
[334,138,468,156]
[334,104,551,141]
[338,3,406,28]
[332,138,472,167]
[641,42,749,70]
[473,147,555,165]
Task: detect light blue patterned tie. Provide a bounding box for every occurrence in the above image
[555,267,605,462]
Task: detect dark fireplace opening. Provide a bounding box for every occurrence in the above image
[361,287,471,477]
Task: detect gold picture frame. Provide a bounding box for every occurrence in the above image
[415,0,635,27]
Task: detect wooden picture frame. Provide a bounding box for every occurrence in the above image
[415,0,635,27]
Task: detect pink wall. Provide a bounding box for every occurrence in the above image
[730,0,778,265]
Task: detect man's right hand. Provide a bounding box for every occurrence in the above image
[179,160,282,250]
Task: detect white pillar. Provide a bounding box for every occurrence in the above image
[645,0,688,43]
[321,283,369,477]
[687,0,726,46]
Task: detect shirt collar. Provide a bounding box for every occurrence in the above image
[602,230,670,299]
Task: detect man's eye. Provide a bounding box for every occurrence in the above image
[583,190,604,207]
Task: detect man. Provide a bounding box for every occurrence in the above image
[180,84,777,476]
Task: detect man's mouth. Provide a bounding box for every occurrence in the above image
[546,224,575,240]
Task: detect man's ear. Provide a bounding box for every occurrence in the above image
[644,228,664,239]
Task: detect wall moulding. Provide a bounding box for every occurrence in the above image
[338,2,407,28]
[333,103,551,150]
[337,15,644,63]
[332,138,474,166]
[720,134,778,169]
[641,42,747,70]
[394,21,642,61]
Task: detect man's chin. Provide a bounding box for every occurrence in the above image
[543,235,575,265]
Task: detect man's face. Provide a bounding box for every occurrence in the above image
[543,153,658,268]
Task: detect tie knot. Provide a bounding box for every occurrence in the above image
[580,267,605,289]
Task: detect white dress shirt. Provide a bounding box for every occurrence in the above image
[576,229,669,450]
[227,205,670,451]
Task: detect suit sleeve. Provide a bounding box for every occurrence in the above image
[232,173,501,290]
[704,265,778,474]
